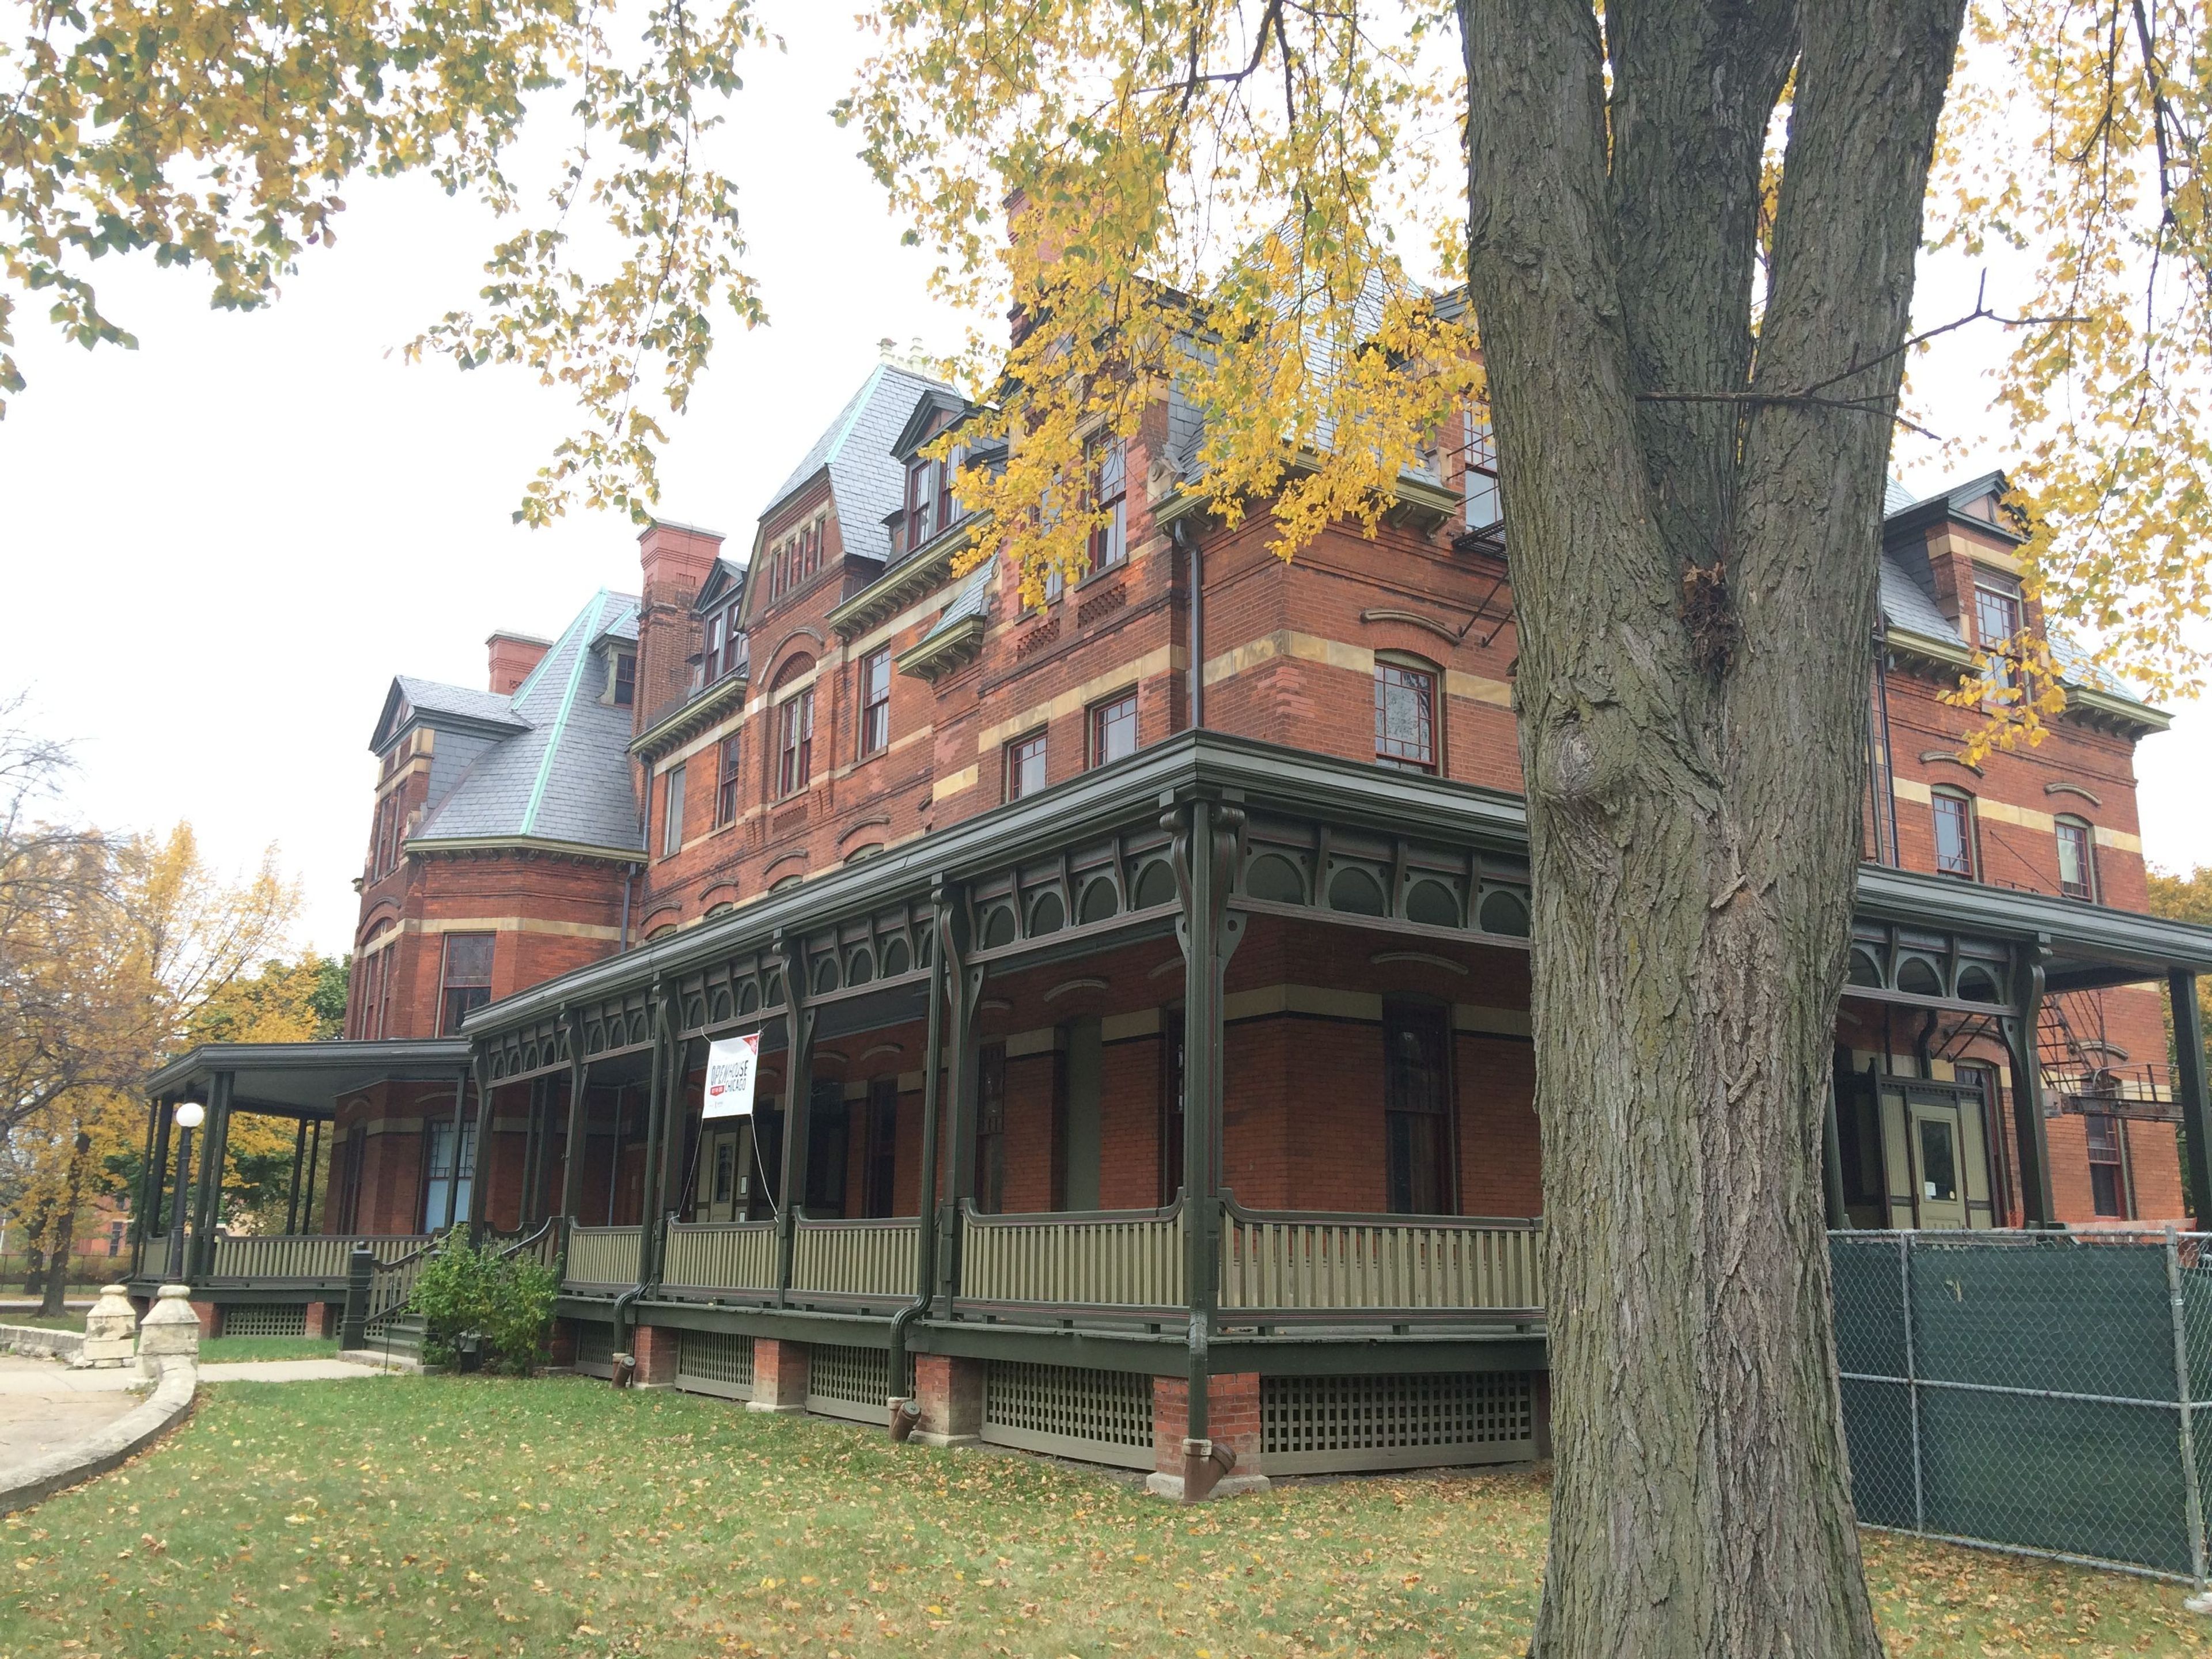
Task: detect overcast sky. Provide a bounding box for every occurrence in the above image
[4,13,2209,957]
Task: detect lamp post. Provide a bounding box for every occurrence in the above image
[166,1100,204,1281]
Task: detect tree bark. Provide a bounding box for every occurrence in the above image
[1459,2,1965,1653]
[40,1131,93,1317]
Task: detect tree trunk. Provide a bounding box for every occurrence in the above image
[20,1199,50,1297]
[40,1130,92,1317]
[1459,2,1965,1653]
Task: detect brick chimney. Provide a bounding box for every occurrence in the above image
[486,631,552,695]
[636,520,726,729]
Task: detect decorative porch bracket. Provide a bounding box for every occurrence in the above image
[773,937,817,1304]
[1169,792,1246,1488]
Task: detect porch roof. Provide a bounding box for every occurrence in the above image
[145,1038,471,1116]
[457,729,2212,1043]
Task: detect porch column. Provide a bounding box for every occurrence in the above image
[465,1049,495,1241]
[440,1067,469,1232]
[932,896,983,1315]
[285,1118,308,1235]
[634,982,676,1282]
[135,1095,171,1279]
[2007,938,2058,1226]
[913,885,950,1306]
[652,1028,694,1279]
[301,1119,323,1233]
[1821,1075,1850,1230]
[1170,794,1245,1484]
[559,1010,592,1222]
[189,1071,234,1280]
[2171,969,2212,1230]
[774,935,817,1302]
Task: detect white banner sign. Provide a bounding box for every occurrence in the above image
[702,1033,761,1120]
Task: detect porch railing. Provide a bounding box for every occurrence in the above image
[661,1219,777,1297]
[206,1233,431,1284]
[565,1225,643,1290]
[1218,1198,1544,1317]
[791,1214,920,1301]
[362,1237,439,1338]
[957,1199,1187,1310]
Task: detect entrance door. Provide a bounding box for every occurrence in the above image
[1907,1099,1971,1229]
[1876,1077,1997,1230]
[694,1125,750,1222]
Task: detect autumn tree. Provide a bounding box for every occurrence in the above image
[839,3,2212,1654]
[13,0,2212,1649]
[1,707,298,1310]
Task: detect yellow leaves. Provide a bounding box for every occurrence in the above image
[1930,3,2212,708]
[855,2,1476,603]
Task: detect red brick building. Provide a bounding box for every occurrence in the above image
[139,347,2212,1486]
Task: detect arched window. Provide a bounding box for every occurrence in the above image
[2055,816,2097,902]
[1930,789,1976,880]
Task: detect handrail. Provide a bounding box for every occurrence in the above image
[661,1218,777,1295]
[791,1213,920,1300]
[958,1198,1186,1308]
[363,1234,442,1335]
[493,1218,562,1271]
[1220,1194,1541,1230]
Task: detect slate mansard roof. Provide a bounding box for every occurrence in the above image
[385,589,646,858]
[763,361,960,565]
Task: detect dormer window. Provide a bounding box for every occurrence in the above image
[704,614,726,683]
[613,652,635,706]
[1972,571,2023,689]
[906,455,940,551]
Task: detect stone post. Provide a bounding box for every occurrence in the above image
[137,1284,203,1381]
[75,1283,138,1369]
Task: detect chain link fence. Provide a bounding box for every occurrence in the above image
[1832,1228,2212,1585]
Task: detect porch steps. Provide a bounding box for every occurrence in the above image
[359,1313,426,1366]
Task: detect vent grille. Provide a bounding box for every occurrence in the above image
[221,1304,308,1338]
[676,1330,754,1400]
[1261,1371,1537,1474]
[982,1361,1156,1470]
[806,1343,904,1425]
[573,1319,617,1377]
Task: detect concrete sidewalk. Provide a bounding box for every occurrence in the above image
[0,1353,375,1397]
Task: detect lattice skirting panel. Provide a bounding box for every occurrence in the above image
[221,1304,308,1339]
[1261,1371,1537,1475]
[982,1361,1157,1471]
[805,1343,909,1425]
[573,1319,618,1380]
[675,1331,755,1401]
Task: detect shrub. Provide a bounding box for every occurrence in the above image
[411,1236,558,1376]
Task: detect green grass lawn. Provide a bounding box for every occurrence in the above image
[3,1374,2204,1658]
[198,1335,342,1364]
[0,1313,82,1332]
